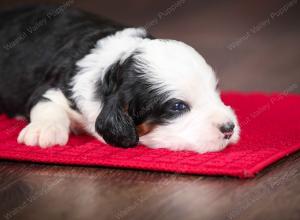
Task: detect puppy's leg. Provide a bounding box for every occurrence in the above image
[17,100,70,148]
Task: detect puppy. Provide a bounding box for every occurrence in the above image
[0,6,240,153]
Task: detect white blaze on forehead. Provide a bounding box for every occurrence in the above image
[134,39,218,104]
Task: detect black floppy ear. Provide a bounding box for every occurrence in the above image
[95,59,139,148]
[95,99,139,148]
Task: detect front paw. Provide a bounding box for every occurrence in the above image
[17,122,69,148]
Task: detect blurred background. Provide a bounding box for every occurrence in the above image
[1,0,299,93]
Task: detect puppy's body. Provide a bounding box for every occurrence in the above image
[0,6,125,117]
[0,6,240,153]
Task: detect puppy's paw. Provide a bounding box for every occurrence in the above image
[17,122,69,148]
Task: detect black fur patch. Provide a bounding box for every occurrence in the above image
[95,55,190,147]
[0,5,125,117]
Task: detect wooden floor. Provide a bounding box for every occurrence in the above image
[0,1,300,220]
[0,153,300,220]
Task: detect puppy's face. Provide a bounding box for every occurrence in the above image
[95,39,240,153]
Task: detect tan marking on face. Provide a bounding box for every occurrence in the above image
[137,122,156,136]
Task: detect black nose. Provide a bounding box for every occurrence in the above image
[219,122,235,139]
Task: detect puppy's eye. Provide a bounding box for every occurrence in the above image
[171,102,189,112]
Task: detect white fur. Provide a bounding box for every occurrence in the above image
[18,89,89,147]
[17,92,70,148]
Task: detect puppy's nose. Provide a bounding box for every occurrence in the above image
[219,122,235,139]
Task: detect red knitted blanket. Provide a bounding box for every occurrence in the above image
[0,92,299,178]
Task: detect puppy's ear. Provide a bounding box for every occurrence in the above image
[95,99,138,148]
[95,59,138,148]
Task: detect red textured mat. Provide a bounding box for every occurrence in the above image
[0,92,299,178]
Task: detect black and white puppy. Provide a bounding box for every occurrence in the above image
[0,6,240,153]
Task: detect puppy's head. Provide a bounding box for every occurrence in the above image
[95,39,240,153]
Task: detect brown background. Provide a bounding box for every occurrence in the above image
[0,1,300,220]
[1,0,300,93]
